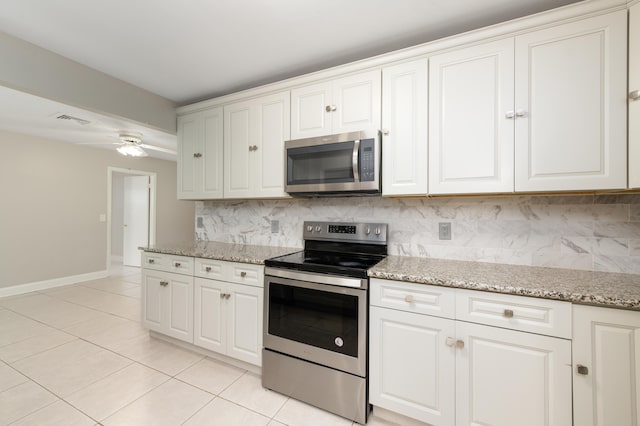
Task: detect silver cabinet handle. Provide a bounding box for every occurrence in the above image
[325,105,337,112]
[148,259,155,264]
[630,90,640,101]
[515,109,527,118]
[577,365,589,375]
[352,139,360,182]
[381,128,390,135]
[160,281,168,287]
[205,266,212,272]
[248,145,259,152]
[446,337,456,347]
[503,309,514,318]
[240,271,247,278]
[193,153,202,158]
[404,294,414,303]
[505,111,515,119]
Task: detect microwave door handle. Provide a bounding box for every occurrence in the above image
[352,139,360,182]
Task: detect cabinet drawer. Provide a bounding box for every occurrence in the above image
[194,258,225,280]
[370,279,455,319]
[227,263,264,287]
[142,252,194,276]
[455,289,571,339]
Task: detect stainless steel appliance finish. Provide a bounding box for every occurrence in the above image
[262,221,388,424]
[284,130,381,196]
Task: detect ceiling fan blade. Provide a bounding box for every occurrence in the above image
[140,143,177,155]
[76,142,120,145]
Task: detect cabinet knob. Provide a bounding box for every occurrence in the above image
[381,128,390,135]
[160,281,168,287]
[515,109,527,118]
[248,145,259,152]
[446,337,456,347]
[240,271,247,278]
[630,90,640,101]
[205,266,212,272]
[505,111,515,119]
[577,364,589,375]
[503,309,514,318]
[174,262,181,268]
[193,153,202,158]
[456,340,465,349]
[404,294,414,303]
[148,259,155,264]
[325,105,337,112]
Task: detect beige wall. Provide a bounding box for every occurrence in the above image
[0,130,195,288]
[0,32,176,133]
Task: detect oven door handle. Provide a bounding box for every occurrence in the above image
[352,139,360,182]
[265,267,367,289]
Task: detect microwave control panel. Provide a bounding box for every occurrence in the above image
[359,138,375,182]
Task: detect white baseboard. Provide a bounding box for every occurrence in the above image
[0,270,110,298]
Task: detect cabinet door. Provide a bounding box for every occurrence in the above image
[629,3,640,188]
[429,38,515,194]
[253,91,290,198]
[332,70,382,134]
[226,283,262,366]
[514,11,627,191]
[291,81,333,139]
[381,59,429,196]
[573,305,640,426]
[200,107,224,198]
[166,274,194,343]
[224,100,252,198]
[141,270,165,332]
[193,277,225,354]
[177,113,200,199]
[369,306,455,425]
[455,321,572,426]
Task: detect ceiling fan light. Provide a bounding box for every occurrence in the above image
[117,144,148,157]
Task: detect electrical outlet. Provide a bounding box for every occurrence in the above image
[196,216,204,229]
[271,220,280,234]
[439,222,451,240]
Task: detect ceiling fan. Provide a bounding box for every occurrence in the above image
[80,130,177,157]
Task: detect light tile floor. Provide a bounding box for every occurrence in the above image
[0,263,397,426]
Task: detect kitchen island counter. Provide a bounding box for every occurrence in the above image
[369,255,640,310]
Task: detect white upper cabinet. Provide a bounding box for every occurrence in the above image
[224,91,290,199]
[382,59,429,196]
[514,11,627,192]
[177,107,224,199]
[291,70,381,139]
[629,3,640,188]
[429,39,515,194]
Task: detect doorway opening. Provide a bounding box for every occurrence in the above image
[107,167,157,272]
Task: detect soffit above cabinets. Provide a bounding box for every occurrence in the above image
[0,0,580,105]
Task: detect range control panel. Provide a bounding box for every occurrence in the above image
[303,221,388,244]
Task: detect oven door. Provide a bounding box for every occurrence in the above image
[264,273,367,377]
[284,130,380,194]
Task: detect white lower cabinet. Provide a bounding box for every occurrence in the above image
[572,305,640,426]
[194,277,263,366]
[141,269,194,343]
[370,279,573,425]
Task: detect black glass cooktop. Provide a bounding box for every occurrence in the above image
[265,250,386,279]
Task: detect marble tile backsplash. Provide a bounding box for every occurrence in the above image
[195,194,640,274]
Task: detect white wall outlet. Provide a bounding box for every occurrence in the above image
[439,222,451,240]
[99,213,106,223]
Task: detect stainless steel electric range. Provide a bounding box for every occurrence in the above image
[262,221,388,424]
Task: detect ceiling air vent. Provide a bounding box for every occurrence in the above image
[55,114,91,126]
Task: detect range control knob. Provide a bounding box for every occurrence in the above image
[375,227,381,236]
[315,225,322,233]
[306,225,313,232]
[365,227,371,235]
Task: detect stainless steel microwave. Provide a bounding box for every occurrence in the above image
[284,130,381,196]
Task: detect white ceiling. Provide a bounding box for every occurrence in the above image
[0,0,579,161]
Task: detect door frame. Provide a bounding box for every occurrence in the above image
[107,167,157,271]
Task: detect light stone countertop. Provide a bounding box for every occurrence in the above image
[369,255,640,311]
[140,241,299,265]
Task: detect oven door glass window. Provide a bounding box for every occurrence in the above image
[286,141,355,186]
[268,282,359,357]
